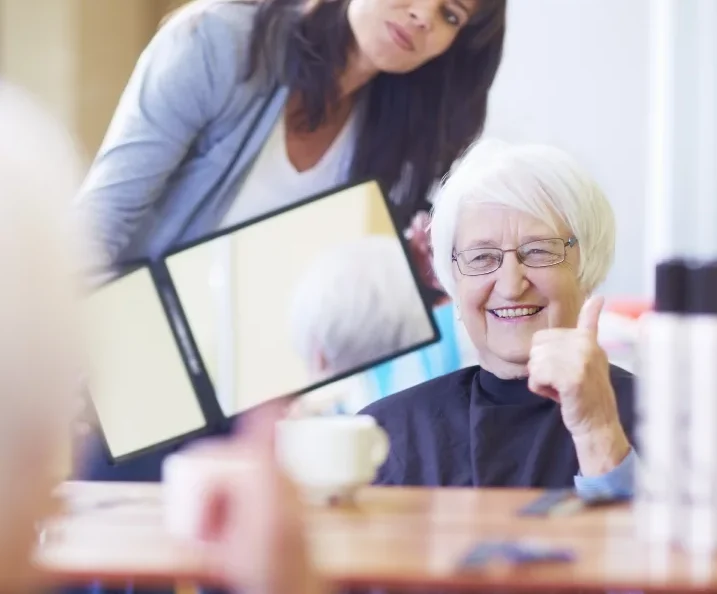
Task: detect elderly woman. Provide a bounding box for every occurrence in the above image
[361,140,636,498]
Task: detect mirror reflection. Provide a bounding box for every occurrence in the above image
[167,181,437,416]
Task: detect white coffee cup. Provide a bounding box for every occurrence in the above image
[162,415,390,538]
[275,414,390,504]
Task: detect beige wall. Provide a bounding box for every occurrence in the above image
[0,0,78,127]
[0,0,182,157]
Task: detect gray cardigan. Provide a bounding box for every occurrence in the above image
[79,0,370,267]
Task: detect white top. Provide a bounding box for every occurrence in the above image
[221,108,358,227]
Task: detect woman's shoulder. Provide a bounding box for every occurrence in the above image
[153,1,261,75]
[164,0,259,30]
[360,366,478,420]
[132,0,269,123]
[608,364,635,395]
[178,1,259,32]
[608,363,636,440]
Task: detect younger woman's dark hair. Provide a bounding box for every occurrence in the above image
[247,0,506,227]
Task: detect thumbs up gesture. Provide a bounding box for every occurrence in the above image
[528,296,630,476]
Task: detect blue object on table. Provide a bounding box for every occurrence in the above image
[459,540,576,569]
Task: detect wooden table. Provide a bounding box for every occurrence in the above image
[33,481,717,592]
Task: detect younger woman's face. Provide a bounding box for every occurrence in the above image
[347,0,479,73]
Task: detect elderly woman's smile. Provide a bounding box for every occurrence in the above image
[489,307,544,320]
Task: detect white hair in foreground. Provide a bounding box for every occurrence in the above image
[0,83,84,386]
[289,236,434,377]
[0,82,83,588]
[430,139,616,300]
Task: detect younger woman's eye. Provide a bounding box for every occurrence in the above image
[441,6,461,26]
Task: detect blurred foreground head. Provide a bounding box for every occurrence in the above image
[0,82,83,591]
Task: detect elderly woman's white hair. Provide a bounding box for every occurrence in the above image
[289,235,434,377]
[430,139,615,299]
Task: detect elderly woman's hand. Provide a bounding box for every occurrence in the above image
[527,296,631,476]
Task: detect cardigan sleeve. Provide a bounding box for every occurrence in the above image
[76,6,249,267]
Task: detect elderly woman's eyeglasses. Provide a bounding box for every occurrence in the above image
[452,237,578,276]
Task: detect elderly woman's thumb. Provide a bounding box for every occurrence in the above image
[577,295,605,335]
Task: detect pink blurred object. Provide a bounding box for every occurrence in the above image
[598,298,652,373]
[604,298,652,320]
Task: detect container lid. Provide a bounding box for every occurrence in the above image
[655,259,689,313]
[688,261,717,315]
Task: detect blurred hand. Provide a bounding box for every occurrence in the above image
[405,211,443,294]
[196,402,325,594]
[528,296,631,476]
[72,382,96,438]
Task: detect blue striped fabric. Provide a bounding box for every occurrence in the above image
[362,302,463,403]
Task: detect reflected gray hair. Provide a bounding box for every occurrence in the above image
[289,236,433,376]
[430,139,615,299]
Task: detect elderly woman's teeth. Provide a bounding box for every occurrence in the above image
[491,307,542,318]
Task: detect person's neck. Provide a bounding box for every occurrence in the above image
[285,51,376,131]
[338,50,379,97]
[479,354,529,381]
